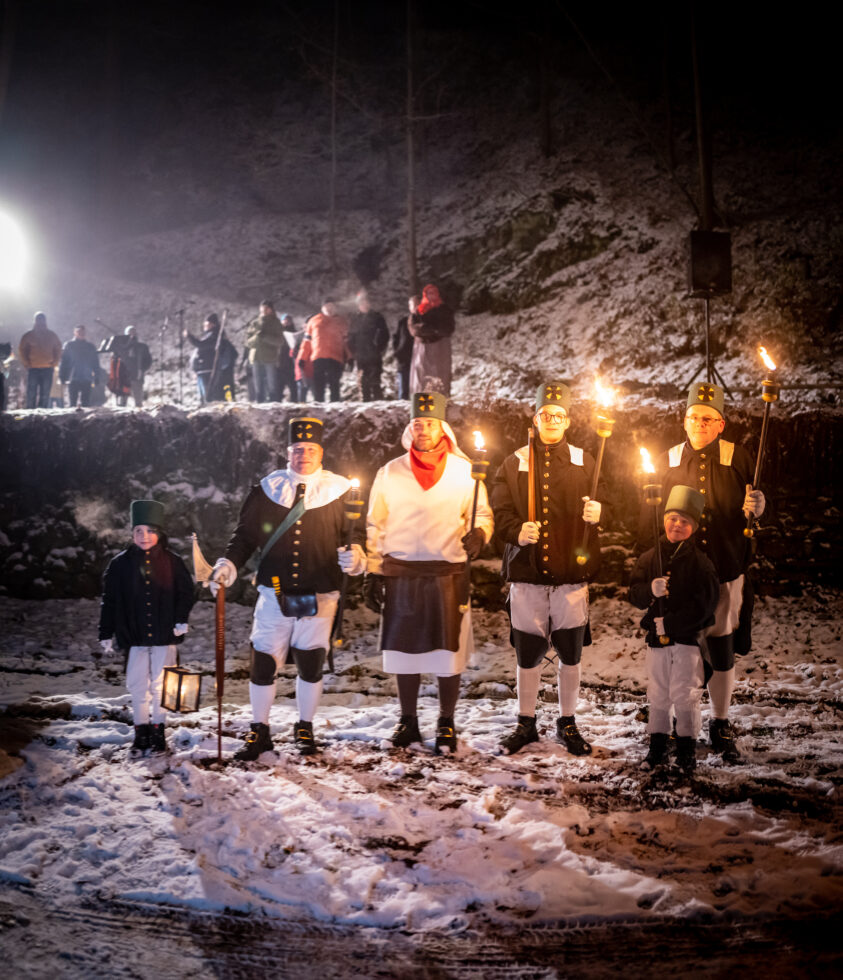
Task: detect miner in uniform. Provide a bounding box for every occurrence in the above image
[648,383,765,762]
[211,417,366,759]
[490,381,603,756]
[364,392,493,753]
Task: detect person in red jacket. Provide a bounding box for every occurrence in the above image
[297,301,350,402]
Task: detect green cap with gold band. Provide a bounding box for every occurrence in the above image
[664,485,705,526]
[686,382,724,419]
[130,499,165,529]
[412,391,448,421]
[289,417,324,445]
[535,380,571,414]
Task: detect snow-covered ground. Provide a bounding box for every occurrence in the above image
[2,586,841,966]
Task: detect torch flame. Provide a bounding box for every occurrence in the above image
[594,377,617,409]
[350,477,360,489]
[639,447,655,474]
[473,429,485,451]
[758,346,776,371]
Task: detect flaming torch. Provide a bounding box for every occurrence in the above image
[470,430,489,531]
[576,378,616,565]
[333,478,365,649]
[640,447,670,644]
[745,346,780,538]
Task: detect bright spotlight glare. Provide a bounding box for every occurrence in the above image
[0,211,27,291]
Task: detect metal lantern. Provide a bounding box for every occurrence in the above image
[161,664,202,713]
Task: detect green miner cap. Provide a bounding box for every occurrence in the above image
[289,417,324,445]
[687,382,724,418]
[535,380,571,414]
[664,485,705,526]
[412,391,448,421]
[131,499,165,529]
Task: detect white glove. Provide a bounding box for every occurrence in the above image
[208,558,237,595]
[743,485,765,518]
[173,623,189,637]
[651,577,669,597]
[654,616,666,636]
[582,497,601,524]
[100,638,114,654]
[517,522,540,546]
[337,543,366,575]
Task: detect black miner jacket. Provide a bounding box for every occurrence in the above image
[491,437,601,585]
[99,543,195,650]
[224,482,364,593]
[628,536,719,648]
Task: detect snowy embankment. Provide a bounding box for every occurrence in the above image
[1,589,841,932]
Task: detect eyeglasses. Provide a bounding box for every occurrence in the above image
[537,412,568,424]
[686,415,721,426]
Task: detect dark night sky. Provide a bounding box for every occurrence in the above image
[0,1,838,237]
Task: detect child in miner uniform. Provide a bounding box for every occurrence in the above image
[99,500,195,755]
[628,485,719,773]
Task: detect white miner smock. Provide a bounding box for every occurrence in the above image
[366,446,494,674]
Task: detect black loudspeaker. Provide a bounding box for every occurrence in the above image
[688,230,732,296]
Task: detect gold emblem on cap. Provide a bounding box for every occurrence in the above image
[545,384,564,400]
[417,394,435,412]
[697,384,715,402]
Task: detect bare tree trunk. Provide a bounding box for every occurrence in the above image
[662,23,675,173]
[691,7,715,229]
[328,0,339,280]
[539,35,552,158]
[406,0,419,295]
[0,0,19,132]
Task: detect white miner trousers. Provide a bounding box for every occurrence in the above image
[646,642,705,738]
[126,645,176,724]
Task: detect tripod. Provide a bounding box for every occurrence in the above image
[682,292,732,395]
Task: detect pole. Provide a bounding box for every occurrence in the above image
[576,413,614,566]
[178,310,184,405]
[333,483,364,648]
[744,376,780,537]
[215,585,225,762]
[159,315,168,405]
[527,427,536,523]
[208,308,228,403]
[644,482,670,644]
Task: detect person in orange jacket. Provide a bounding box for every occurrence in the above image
[297,300,350,402]
[18,311,62,409]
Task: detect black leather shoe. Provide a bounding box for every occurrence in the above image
[676,736,697,773]
[641,732,670,770]
[500,715,539,755]
[391,715,422,748]
[556,716,592,756]
[235,722,274,761]
[709,718,741,763]
[434,716,457,755]
[130,724,150,756]
[149,723,167,753]
[294,720,317,756]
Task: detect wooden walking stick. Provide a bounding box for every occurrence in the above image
[214,584,225,762]
[527,426,536,523]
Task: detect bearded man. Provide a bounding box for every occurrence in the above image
[211,417,365,759]
[365,392,493,753]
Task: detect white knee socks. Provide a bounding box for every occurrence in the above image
[517,665,543,716]
[249,681,276,725]
[557,663,581,717]
[707,668,735,719]
[296,678,323,723]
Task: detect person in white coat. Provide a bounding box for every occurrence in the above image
[365,392,494,753]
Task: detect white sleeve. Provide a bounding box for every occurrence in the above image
[365,467,389,574]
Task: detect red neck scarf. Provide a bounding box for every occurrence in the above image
[409,443,448,489]
[418,284,442,315]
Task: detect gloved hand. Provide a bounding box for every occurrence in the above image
[208,558,237,596]
[173,623,189,637]
[654,616,666,636]
[100,638,114,654]
[651,577,669,597]
[743,485,765,518]
[337,543,366,575]
[461,528,486,560]
[364,573,385,614]
[517,521,540,546]
[582,497,602,524]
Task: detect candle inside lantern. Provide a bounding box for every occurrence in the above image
[161,664,202,713]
